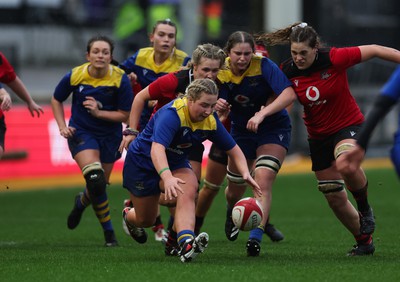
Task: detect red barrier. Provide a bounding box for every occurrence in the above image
[0,105,211,180]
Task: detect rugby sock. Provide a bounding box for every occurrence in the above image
[92,193,113,231]
[249,225,264,242]
[76,190,91,210]
[226,205,233,218]
[152,215,164,232]
[349,182,370,213]
[355,234,372,245]
[194,216,204,234]
[167,215,175,232]
[177,230,195,245]
[167,229,177,246]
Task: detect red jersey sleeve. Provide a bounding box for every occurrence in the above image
[0,52,17,83]
[148,72,180,112]
[329,47,361,70]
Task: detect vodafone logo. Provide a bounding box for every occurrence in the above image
[306,86,319,101]
[234,94,250,104]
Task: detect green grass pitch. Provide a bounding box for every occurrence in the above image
[1,168,400,282]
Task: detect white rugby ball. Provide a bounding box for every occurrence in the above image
[232,197,263,231]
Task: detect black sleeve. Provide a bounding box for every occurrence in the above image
[357,95,397,149]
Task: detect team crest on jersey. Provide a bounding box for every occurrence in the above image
[320,71,331,80]
[143,69,148,76]
[249,78,259,87]
[79,86,84,92]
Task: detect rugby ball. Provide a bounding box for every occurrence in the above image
[232,197,263,231]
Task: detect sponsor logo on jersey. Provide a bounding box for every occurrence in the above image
[234,94,250,105]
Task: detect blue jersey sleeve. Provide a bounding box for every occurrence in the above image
[261,58,293,95]
[208,113,236,151]
[117,74,134,112]
[53,71,75,102]
[381,66,400,102]
[152,109,181,148]
[119,51,139,74]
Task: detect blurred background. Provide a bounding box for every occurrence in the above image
[1,0,399,181]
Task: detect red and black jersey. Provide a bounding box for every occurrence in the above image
[0,52,17,118]
[281,47,364,139]
[148,68,193,115]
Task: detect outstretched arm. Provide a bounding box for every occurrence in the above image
[6,76,43,117]
[247,86,297,133]
[118,86,151,152]
[51,96,75,139]
[339,95,396,173]
[0,88,12,111]
[151,142,185,200]
[226,144,262,197]
[359,45,400,63]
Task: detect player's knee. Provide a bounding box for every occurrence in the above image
[318,180,345,195]
[226,169,246,186]
[159,194,177,207]
[254,155,281,173]
[203,179,223,192]
[334,143,354,159]
[82,162,106,197]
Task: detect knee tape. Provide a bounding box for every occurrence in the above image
[254,155,281,173]
[318,180,345,194]
[203,179,223,191]
[226,169,246,186]
[82,162,106,197]
[334,143,355,159]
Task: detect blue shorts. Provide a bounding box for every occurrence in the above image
[123,151,191,197]
[231,115,291,160]
[67,129,122,163]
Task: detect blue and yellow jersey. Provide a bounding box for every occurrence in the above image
[129,97,236,169]
[119,47,190,89]
[218,56,292,130]
[53,62,133,136]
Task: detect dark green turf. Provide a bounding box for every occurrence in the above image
[1,169,399,282]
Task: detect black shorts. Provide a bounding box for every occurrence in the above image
[0,116,6,150]
[308,124,362,171]
[208,143,228,166]
[188,142,205,163]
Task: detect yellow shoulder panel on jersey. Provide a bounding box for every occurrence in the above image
[217,56,263,85]
[70,63,124,88]
[135,47,188,74]
[172,97,217,131]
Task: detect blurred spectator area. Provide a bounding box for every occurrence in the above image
[0,0,399,157]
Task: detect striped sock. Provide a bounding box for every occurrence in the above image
[177,230,195,245]
[249,224,264,242]
[92,193,113,231]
